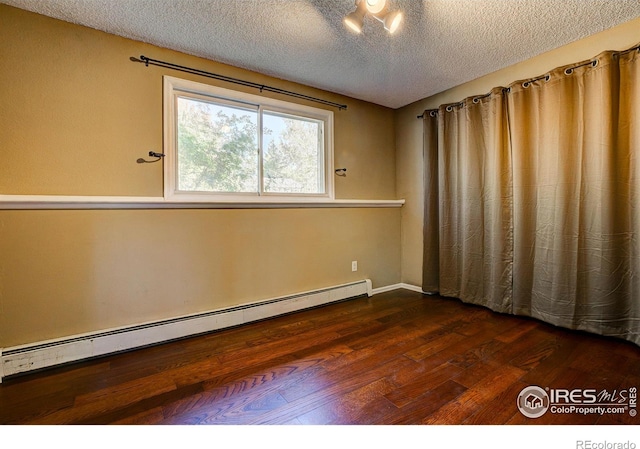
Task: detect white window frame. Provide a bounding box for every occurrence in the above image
[163,76,334,203]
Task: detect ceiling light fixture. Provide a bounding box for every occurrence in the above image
[344,0,403,35]
[365,0,386,15]
[343,0,367,34]
[380,9,403,33]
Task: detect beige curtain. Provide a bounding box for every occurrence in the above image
[423,46,640,346]
[423,88,513,312]
[510,49,640,343]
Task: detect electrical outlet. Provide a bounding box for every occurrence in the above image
[352,261,358,272]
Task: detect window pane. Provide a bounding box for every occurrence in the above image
[263,111,324,194]
[177,96,258,193]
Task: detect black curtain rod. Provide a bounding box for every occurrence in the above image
[130,55,348,111]
[416,44,640,120]
[417,110,437,119]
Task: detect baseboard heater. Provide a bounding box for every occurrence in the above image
[0,279,373,382]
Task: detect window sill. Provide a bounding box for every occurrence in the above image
[0,195,405,210]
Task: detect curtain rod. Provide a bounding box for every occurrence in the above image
[130,55,348,111]
[416,43,640,119]
[417,110,437,119]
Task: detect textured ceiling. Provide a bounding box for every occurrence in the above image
[3,0,640,108]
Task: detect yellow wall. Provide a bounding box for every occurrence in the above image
[395,17,640,288]
[0,5,401,347]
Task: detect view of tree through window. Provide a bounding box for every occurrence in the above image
[177,97,258,193]
[263,112,324,194]
[176,96,325,196]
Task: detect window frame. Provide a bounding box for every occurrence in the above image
[163,76,335,203]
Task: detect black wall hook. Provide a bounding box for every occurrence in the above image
[335,168,347,177]
[137,151,165,164]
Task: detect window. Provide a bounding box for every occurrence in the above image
[164,76,334,202]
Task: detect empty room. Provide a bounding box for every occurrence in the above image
[1,0,639,440]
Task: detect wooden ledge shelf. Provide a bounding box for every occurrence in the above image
[0,195,405,210]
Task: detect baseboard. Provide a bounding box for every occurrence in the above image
[399,283,427,293]
[371,282,425,295]
[0,279,373,382]
[371,283,403,295]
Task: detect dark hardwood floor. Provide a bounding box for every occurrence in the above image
[1,289,639,425]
